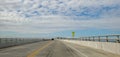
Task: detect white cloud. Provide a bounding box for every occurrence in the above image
[0,15,120,34]
[0,0,21,3]
[0,12,29,22]
[1,0,120,16]
[67,0,119,7]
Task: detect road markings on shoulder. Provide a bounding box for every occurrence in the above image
[27,41,53,57]
[64,42,88,57]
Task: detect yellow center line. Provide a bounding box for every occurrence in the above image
[27,41,53,57]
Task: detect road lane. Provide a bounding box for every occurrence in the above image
[27,41,54,57]
[37,40,81,57]
[0,41,52,57]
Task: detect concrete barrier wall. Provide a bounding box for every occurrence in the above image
[61,40,120,55]
[0,38,43,48]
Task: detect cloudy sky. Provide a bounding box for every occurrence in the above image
[0,0,120,38]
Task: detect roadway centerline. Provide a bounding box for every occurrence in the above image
[27,41,53,57]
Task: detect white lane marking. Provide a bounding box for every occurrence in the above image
[64,43,88,57]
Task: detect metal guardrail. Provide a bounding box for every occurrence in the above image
[0,38,51,48]
[58,35,120,43]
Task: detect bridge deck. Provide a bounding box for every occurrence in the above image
[0,40,119,57]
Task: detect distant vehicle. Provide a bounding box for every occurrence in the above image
[51,38,54,40]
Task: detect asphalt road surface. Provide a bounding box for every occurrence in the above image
[0,40,120,57]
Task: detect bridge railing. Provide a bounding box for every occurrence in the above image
[0,38,51,48]
[59,35,120,43]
